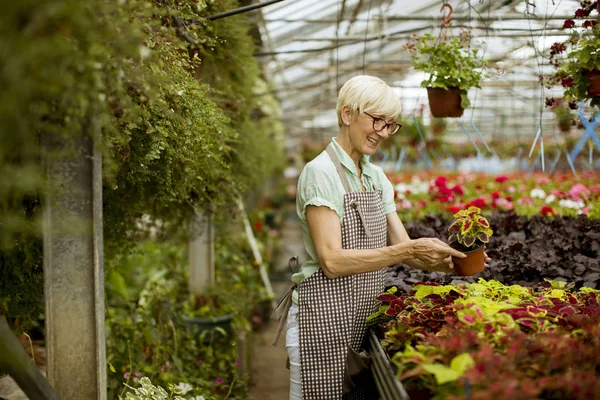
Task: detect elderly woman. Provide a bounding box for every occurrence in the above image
[283,75,468,400]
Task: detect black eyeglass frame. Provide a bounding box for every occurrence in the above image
[363,112,402,135]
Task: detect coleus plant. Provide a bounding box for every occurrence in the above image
[369,280,600,399]
[448,206,493,248]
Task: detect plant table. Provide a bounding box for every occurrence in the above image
[367,330,410,400]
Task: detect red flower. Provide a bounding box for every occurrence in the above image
[505,196,512,201]
[563,19,575,28]
[575,8,586,17]
[495,176,508,183]
[435,176,447,187]
[439,195,449,203]
[561,77,575,87]
[253,220,264,233]
[492,191,501,199]
[541,205,555,216]
[446,205,463,214]
[451,185,464,196]
[468,198,486,208]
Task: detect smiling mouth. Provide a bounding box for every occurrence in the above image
[367,137,378,145]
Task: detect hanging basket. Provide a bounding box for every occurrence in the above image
[584,70,600,98]
[427,87,464,118]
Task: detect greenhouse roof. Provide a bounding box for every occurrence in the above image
[256,0,582,143]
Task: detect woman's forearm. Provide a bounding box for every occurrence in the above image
[320,242,413,278]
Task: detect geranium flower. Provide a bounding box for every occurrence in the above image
[530,188,546,199]
[580,207,591,215]
[518,196,534,205]
[491,191,501,199]
[451,185,464,195]
[446,205,463,214]
[563,19,576,28]
[559,199,585,209]
[541,205,555,216]
[569,183,590,200]
[467,198,486,208]
[495,176,508,183]
[545,194,556,204]
[495,198,514,211]
[434,176,447,186]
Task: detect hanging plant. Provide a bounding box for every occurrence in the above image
[405,5,489,117]
[546,0,600,108]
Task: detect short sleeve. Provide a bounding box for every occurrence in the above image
[379,172,396,215]
[297,160,343,220]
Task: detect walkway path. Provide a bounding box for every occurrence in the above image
[248,203,306,400]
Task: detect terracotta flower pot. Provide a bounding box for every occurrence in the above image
[427,87,464,118]
[450,243,485,276]
[585,70,600,98]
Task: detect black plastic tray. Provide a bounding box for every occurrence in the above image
[367,329,411,400]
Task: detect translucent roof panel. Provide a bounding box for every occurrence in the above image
[258,0,583,141]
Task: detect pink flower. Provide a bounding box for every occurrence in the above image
[569,183,590,200]
[518,196,534,205]
[124,372,130,379]
[537,177,550,184]
[508,186,516,193]
[495,198,514,210]
[495,176,508,183]
[581,207,590,215]
[215,378,224,384]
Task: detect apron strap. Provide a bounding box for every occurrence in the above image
[271,256,299,346]
[326,145,352,193]
[326,144,374,238]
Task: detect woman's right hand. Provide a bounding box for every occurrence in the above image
[409,238,466,273]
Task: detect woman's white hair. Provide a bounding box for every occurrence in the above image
[336,75,402,127]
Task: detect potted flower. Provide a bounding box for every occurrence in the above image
[181,287,235,342]
[406,28,488,118]
[547,97,574,132]
[546,0,600,108]
[447,206,493,276]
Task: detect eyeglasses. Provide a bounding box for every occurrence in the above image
[364,112,402,135]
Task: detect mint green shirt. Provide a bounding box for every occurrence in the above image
[291,138,396,303]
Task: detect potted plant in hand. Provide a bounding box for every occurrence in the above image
[406,28,488,118]
[447,206,493,276]
[546,0,600,108]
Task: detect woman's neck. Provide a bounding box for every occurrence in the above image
[335,133,361,170]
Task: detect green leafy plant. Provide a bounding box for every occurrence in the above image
[406,30,489,108]
[448,206,493,248]
[120,377,187,400]
[547,1,600,108]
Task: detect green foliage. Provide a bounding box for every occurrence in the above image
[0,0,283,326]
[105,240,247,400]
[407,32,488,108]
[448,206,493,248]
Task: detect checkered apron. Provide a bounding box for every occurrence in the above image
[297,145,387,400]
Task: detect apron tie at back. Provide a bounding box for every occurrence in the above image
[271,256,299,346]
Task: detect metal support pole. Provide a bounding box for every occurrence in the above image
[44,127,106,400]
[207,0,286,21]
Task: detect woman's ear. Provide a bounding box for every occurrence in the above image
[341,105,352,126]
